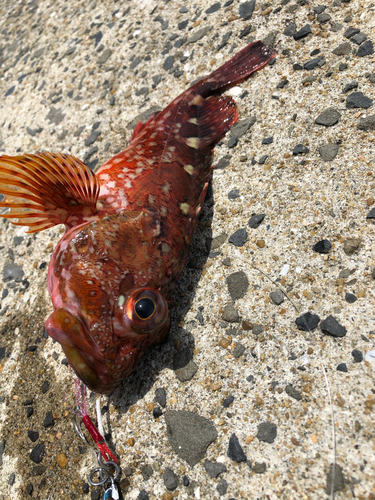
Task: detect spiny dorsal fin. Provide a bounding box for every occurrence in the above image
[0,152,99,233]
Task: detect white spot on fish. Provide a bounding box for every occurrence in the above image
[189,118,198,124]
[189,94,203,106]
[107,181,116,188]
[180,203,189,215]
[148,194,156,205]
[162,243,171,253]
[186,137,199,149]
[184,164,194,175]
[160,206,167,217]
[162,182,170,194]
[118,295,125,306]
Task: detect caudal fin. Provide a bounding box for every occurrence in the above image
[191,41,276,97]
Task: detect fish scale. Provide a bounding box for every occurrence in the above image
[0,41,276,394]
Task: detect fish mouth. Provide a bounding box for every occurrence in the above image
[45,308,114,395]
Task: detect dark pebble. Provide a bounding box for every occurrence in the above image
[85,130,101,147]
[183,475,190,486]
[206,2,221,14]
[343,81,358,93]
[141,464,153,481]
[32,465,46,476]
[163,56,174,71]
[352,349,363,363]
[276,79,289,89]
[293,24,311,40]
[221,303,239,323]
[155,387,166,407]
[233,343,245,358]
[3,262,24,282]
[351,33,367,45]
[226,271,249,301]
[366,207,375,218]
[223,395,235,408]
[257,421,277,443]
[293,63,303,70]
[178,20,188,30]
[28,430,39,442]
[217,479,228,496]
[293,144,309,155]
[296,312,320,331]
[248,214,265,229]
[153,407,163,419]
[252,323,263,335]
[163,468,179,491]
[346,91,373,109]
[210,233,228,250]
[258,155,268,164]
[228,189,240,200]
[26,484,33,495]
[317,12,331,23]
[82,482,90,494]
[27,407,34,418]
[227,136,237,148]
[337,363,348,372]
[229,116,256,139]
[228,228,247,247]
[332,42,352,56]
[319,143,339,161]
[357,40,374,57]
[8,472,15,486]
[285,384,302,401]
[164,410,218,466]
[262,136,273,144]
[304,56,324,70]
[214,155,232,170]
[41,380,50,394]
[326,463,345,494]
[91,491,101,500]
[138,491,149,500]
[239,25,253,39]
[239,0,256,20]
[284,23,297,36]
[269,290,284,305]
[345,292,357,303]
[252,462,267,474]
[30,443,45,464]
[312,239,332,254]
[339,63,348,71]
[43,411,55,428]
[320,315,347,337]
[203,460,227,478]
[227,433,247,462]
[345,27,360,38]
[315,108,341,126]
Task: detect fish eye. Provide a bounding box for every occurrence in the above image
[135,297,156,320]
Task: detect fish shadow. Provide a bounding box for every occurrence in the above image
[110,184,215,414]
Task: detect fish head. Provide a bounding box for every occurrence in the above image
[45,211,171,394]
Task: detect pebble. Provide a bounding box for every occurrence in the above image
[256,422,277,443]
[223,395,235,408]
[227,433,247,462]
[153,407,163,419]
[351,33,367,45]
[222,303,240,323]
[228,189,240,200]
[30,443,45,464]
[138,491,149,500]
[233,343,246,358]
[318,143,339,161]
[8,472,15,486]
[3,262,24,282]
[182,475,189,486]
[315,108,341,126]
[326,463,345,494]
[312,239,332,254]
[163,55,174,71]
[332,42,351,56]
[285,384,302,401]
[357,40,374,57]
[252,323,263,335]
[345,292,357,304]
[262,136,273,144]
[293,25,311,40]
[342,238,360,255]
[28,431,39,442]
[56,453,67,469]
[43,411,55,428]
[284,23,296,37]
[296,312,320,331]
[85,130,101,147]
[155,387,167,408]
[142,464,154,481]
[226,271,249,301]
[320,315,347,337]
[203,460,227,478]
[342,81,358,94]
[304,56,325,70]
[337,363,348,372]
[26,484,33,495]
[164,410,218,466]
[228,228,247,247]
[229,116,256,141]
[173,348,198,382]
[252,462,267,474]
[27,407,34,418]
[97,48,112,65]
[258,155,268,164]
[0,440,5,467]
[187,26,212,44]
[269,290,284,305]
[248,214,265,229]
[41,380,50,394]
[239,0,256,21]
[217,479,228,496]
[345,27,360,39]
[346,92,373,109]
[205,2,221,14]
[317,12,331,23]
[358,116,375,131]
[366,207,375,219]
[351,349,363,363]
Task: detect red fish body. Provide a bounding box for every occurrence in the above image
[0,42,275,394]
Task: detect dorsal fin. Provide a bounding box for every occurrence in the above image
[0,152,99,233]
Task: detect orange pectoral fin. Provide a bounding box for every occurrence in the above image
[0,152,100,232]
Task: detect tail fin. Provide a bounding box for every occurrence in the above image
[190,41,276,97]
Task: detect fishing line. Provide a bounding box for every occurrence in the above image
[250,261,337,500]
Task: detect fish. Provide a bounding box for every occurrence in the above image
[0,41,275,395]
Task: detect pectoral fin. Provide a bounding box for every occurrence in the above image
[0,152,99,232]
